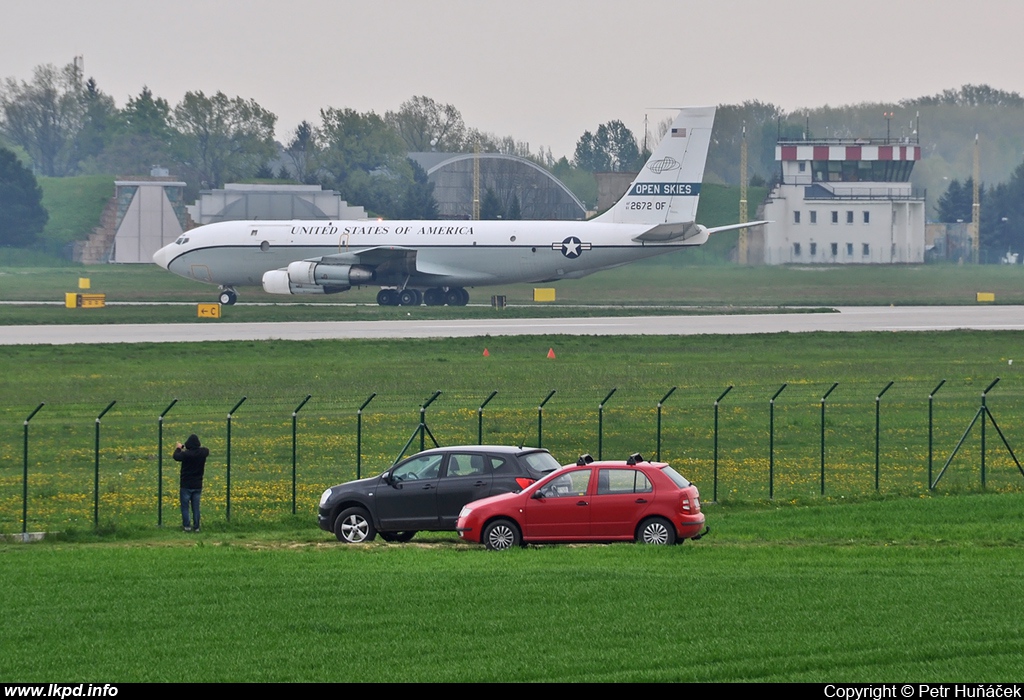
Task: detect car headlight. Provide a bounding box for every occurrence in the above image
[458,506,472,520]
[319,487,334,508]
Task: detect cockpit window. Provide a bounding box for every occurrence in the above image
[176,237,189,245]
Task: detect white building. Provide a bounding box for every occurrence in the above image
[761,139,925,264]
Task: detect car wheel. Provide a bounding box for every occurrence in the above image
[483,519,521,551]
[334,507,376,544]
[636,517,676,545]
[379,531,417,543]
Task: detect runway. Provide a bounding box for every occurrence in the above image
[2,306,1022,345]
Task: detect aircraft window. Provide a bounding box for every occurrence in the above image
[176,237,189,245]
[260,241,270,252]
[510,235,516,242]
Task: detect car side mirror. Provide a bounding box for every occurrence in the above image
[531,491,545,500]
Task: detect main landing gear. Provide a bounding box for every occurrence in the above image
[218,288,238,305]
[377,287,468,307]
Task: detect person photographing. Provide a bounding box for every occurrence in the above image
[174,434,209,532]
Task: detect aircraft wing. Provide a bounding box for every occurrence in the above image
[316,246,460,279]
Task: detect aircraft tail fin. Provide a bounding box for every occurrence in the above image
[593,106,715,226]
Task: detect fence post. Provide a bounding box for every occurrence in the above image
[981,378,1001,488]
[656,387,677,462]
[22,403,44,536]
[769,384,787,499]
[537,390,556,449]
[291,395,312,515]
[420,391,441,452]
[477,391,498,445]
[820,383,838,495]
[226,396,247,523]
[875,382,893,491]
[598,388,617,460]
[713,386,733,502]
[928,380,945,490]
[158,399,178,527]
[94,400,116,528]
[356,393,376,479]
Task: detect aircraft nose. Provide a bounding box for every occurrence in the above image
[153,242,173,270]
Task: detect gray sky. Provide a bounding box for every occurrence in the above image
[4,0,1023,158]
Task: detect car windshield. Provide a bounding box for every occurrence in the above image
[660,465,691,488]
[519,451,561,475]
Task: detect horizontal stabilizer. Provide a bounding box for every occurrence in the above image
[704,220,771,235]
[632,222,702,242]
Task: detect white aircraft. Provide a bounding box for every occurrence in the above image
[153,106,764,306]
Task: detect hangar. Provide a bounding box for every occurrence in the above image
[408,152,587,220]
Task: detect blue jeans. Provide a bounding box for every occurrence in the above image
[180,488,202,529]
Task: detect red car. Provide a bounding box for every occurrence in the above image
[456,454,707,550]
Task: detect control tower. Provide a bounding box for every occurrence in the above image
[761,136,925,264]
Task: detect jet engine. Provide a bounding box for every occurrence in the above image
[262,262,376,295]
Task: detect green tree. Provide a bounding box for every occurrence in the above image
[0,147,48,247]
[316,107,411,217]
[399,159,438,219]
[171,91,277,188]
[573,120,640,172]
[980,164,1024,258]
[285,120,318,184]
[937,178,978,223]
[83,86,174,176]
[480,187,503,219]
[0,61,88,176]
[506,193,522,220]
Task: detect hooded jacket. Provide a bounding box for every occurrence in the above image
[174,434,210,490]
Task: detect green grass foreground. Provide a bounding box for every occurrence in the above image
[4,332,1024,534]
[2,492,1023,682]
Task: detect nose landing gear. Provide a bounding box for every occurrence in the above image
[218,288,238,305]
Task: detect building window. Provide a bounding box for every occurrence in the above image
[831,211,838,224]
[793,242,801,256]
[846,243,854,256]
[810,242,817,256]
[863,243,870,256]
[794,211,801,224]
[846,211,854,224]
[810,211,817,224]
[799,161,806,172]
[863,211,870,224]
[831,242,838,256]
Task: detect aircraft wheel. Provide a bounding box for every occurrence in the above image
[218,289,237,306]
[444,288,466,306]
[398,289,420,306]
[423,288,444,306]
[377,289,400,306]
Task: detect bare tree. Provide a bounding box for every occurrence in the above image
[0,61,88,176]
[386,96,466,152]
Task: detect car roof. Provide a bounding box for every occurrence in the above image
[571,460,670,468]
[418,445,548,455]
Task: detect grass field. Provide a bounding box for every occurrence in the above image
[3,262,1024,322]
[3,332,1024,534]
[3,492,1024,682]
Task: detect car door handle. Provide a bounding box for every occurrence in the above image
[576,500,588,506]
[635,498,648,504]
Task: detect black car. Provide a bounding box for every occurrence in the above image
[318,445,562,543]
